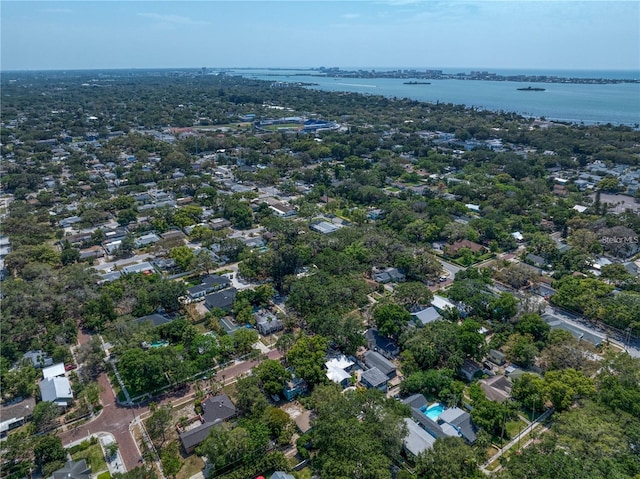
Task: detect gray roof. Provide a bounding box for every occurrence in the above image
[39,377,73,404]
[403,394,428,410]
[179,421,219,451]
[410,408,447,440]
[412,307,442,326]
[438,407,477,444]
[360,367,388,388]
[363,350,397,377]
[270,472,295,479]
[205,288,237,311]
[480,375,512,403]
[202,275,231,287]
[403,418,436,456]
[202,394,236,423]
[135,313,173,328]
[0,396,36,429]
[365,328,399,358]
[121,262,155,274]
[52,460,91,479]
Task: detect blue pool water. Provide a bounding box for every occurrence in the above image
[422,403,445,420]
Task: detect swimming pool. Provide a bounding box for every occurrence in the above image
[422,403,445,421]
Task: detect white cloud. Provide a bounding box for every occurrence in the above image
[137,13,209,26]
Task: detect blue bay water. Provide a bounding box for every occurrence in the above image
[231,69,640,126]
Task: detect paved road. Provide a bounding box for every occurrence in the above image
[543,305,640,358]
[438,258,464,278]
[61,327,282,471]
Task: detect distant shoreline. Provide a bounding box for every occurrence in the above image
[244,69,639,85]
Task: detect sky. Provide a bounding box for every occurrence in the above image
[2,1,639,72]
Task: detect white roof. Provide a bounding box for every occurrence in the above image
[326,366,351,384]
[325,355,354,371]
[431,295,455,311]
[42,363,65,379]
[573,205,588,213]
[511,231,524,241]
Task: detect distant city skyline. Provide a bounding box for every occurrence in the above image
[2,1,639,72]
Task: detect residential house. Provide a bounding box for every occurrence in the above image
[437,407,477,444]
[403,417,436,458]
[51,460,91,479]
[255,311,283,336]
[412,306,442,326]
[283,376,307,401]
[187,275,231,301]
[479,375,512,403]
[402,394,477,445]
[122,262,155,275]
[325,356,355,389]
[0,397,36,435]
[135,233,161,248]
[488,349,507,366]
[310,221,341,234]
[364,328,399,359]
[180,394,237,453]
[525,253,549,268]
[431,295,457,315]
[39,377,73,406]
[269,202,297,218]
[161,230,187,242]
[458,359,482,382]
[42,363,66,379]
[23,350,53,368]
[270,472,295,479]
[209,218,232,230]
[202,394,237,423]
[363,350,397,379]
[360,367,389,391]
[205,288,237,312]
[79,246,105,261]
[373,267,406,284]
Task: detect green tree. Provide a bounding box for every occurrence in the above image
[544,368,595,411]
[146,405,172,447]
[34,435,66,472]
[393,281,434,311]
[254,359,292,396]
[235,376,269,418]
[374,303,412,339]
[169,245,195,271]
[415,437,484,479]
[286,335,328,387]
[32,401,60,433]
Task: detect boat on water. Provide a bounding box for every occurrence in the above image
[517,86,546,91]
[404,81,431,85]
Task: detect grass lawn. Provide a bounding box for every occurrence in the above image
[97,472,111,479]
[506,419,529,439]
[72,444,107,473]
[176,455,204,479]
[293,467,313,479]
